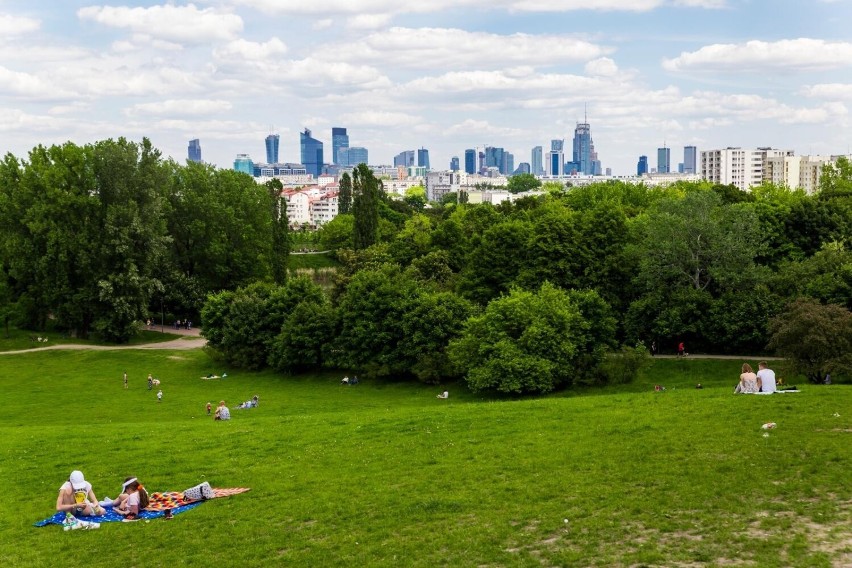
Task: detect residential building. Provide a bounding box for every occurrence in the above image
[683,145,697,174]
[233,154,253,175]
[300,129,324,178]
[657,146,671,174]
[531,146,543,176]
[700,147,794,191]
[188,139,201,163]
[338,146,368,167]
[265,134,279,164]
[464,149,476,174]
[311,191,338,225]
[637,155,648,175]
[331,127,349,165]
[762,154,852,193]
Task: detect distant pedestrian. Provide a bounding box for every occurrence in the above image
[677,342,686,357]
[650,341,657,357]
[123,371,128,390]
[147,374,153,390]
[157,390,163,402]
[206,402,212,415]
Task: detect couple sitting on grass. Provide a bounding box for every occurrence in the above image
[57,471,148,520]
[735,362,776,394]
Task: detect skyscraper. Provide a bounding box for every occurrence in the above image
[464,149,476,174]
[531,146,543,176]
[338,146,368,167]
[265,134,279,164]
[233,154,253,174]
[188,139,201,163]
[551,139,564,152]
[450,156,459,171]
[547,149,564,177]
[394,150,415,168]
[332,127,349,165]
[572,117,602,175]
[637,155,649,175]
[417,148,430,170]
[683,145,697,174]
[300,129,323,177]
[657,146,671,174]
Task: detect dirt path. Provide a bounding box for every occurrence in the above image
[652,354,784,360]
[0,327,207,355]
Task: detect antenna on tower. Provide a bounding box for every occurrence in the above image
[584,102,588,124]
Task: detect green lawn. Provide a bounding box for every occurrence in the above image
[0,349,848,567]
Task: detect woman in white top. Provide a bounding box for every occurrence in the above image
[56,470,104,516]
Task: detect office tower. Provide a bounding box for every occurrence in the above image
[515,162,531,175]
[564,161,580,175]
[484,147,509,173]
[450,156,460,171]
[339,146,368,167]
[605,167,612,176]
[531,146,543,176]
[300,129,324,177]
[503,152,514,176]
[478,151,485,173]
[265,134,280,164]
[464,149,476,174]
[657,146,671,174]
[637,155,648,175]
[332,127,349,165]
[188,139,201,163]
[417,148,430,170]
[547,149,564,176]
[683,145,697,174]
[551,139,564,152]
[394,150,415,168]
[572,116,602,175]
[233,154,253,175]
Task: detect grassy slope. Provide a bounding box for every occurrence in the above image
[0,350,848,567]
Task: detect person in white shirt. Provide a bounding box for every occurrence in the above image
[757,361,776,393]
[436,391,449,399]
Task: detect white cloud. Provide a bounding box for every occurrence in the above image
[77,4,243,43]
[126,99,233,117]
[339,110,420,128]
[585,57,619,77]
[213,38,287,60]
[445,119,525,138]
[312,18,333,30]
[0,12,40,35]
[346,13,392,30]
[0,66,75,100]
[800,83,852,100]
[663,39,852,72]
[316,27,609,70]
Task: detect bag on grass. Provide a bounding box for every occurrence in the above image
[183,481,214,501]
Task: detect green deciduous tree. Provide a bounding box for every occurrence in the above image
[352,164,381,250]
[507,173,542,194]
[338,172,352,214]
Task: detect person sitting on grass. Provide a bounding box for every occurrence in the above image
[56,470,105,517]
[437,391,449,399]
[735,363,759,393]
[214,400,230,420]
[112,477,149,519]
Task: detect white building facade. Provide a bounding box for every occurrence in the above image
[700,147,794,191]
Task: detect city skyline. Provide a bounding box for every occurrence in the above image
[1,1,850,175]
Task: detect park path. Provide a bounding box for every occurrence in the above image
[652,354,783,360]
[0,326,206,355]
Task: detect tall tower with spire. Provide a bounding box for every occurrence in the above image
[572,104,602,175]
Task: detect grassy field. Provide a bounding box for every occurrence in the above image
[0,348,848,567]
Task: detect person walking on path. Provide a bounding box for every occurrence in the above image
[677,341,686,357]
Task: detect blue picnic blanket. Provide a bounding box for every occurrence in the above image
[34,503,203,527]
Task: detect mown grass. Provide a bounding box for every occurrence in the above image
[0,348,848,567]
[287,252,340,270]
[0,328,185,351]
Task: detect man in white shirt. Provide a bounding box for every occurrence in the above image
[757,361,776,393]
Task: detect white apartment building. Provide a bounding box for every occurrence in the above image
[763,154,852,194]
[311,191,339,226]
[283,190,313,226]
[700,147,794,191]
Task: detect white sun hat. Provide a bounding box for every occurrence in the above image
[69,470,86,491]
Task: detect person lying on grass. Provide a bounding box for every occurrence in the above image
[56,470,105,517]
[111,477,149,519]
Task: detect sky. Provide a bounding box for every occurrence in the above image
[1,0,851,175]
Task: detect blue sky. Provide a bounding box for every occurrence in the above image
[1,0,851,175]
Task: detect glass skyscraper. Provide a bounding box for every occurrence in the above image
[188,139,201,163]
[637,155,648,175]
[531,146,543,176]
[464,149,476,174]
[394,150,415,168]
[657,147,671,173]
[338,146,368,167]
[233,154,253,175]
[572,121,602,175]
[265,134,279,164]
[417,148,430,170]
[683,145,697,174]
[300,129,323,177]
[450,156,459,171]
[332,127,349,165]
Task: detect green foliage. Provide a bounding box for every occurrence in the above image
[598,343,652,385]
[338,171,352,214]
[269,284,336,373]
[318,213,354,251]
[768,298,852,383]
[506,172,542,194]
[352,164,381,250]
[449,283,606,394]
[403,185,427,209]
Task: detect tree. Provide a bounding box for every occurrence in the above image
[404,185,426,209]
[507,173,542,194]
[768,298,852,383]
[338,172,352,214]
[449,283,610,394]
[352,164,381,250]
[266,178,289,284]
[818,156,852,198]
[318,214,355,251]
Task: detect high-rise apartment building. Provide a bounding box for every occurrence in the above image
[531,146,543,176]
[233,154,253,175]
[763,154,852,194]
[637,155,648,175]
[265,134,280,164]
[464,149,476,174]
[683,145,697,174]
[338,146,368,167]
[300,129,324,177]
[701,147,794,191]
[188,139,201,163]
[417,148,430,170]
[450,156,460,171]
[332,127,349,165]
[657,146,671,174]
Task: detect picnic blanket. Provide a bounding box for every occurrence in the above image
[34,487,250,527]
